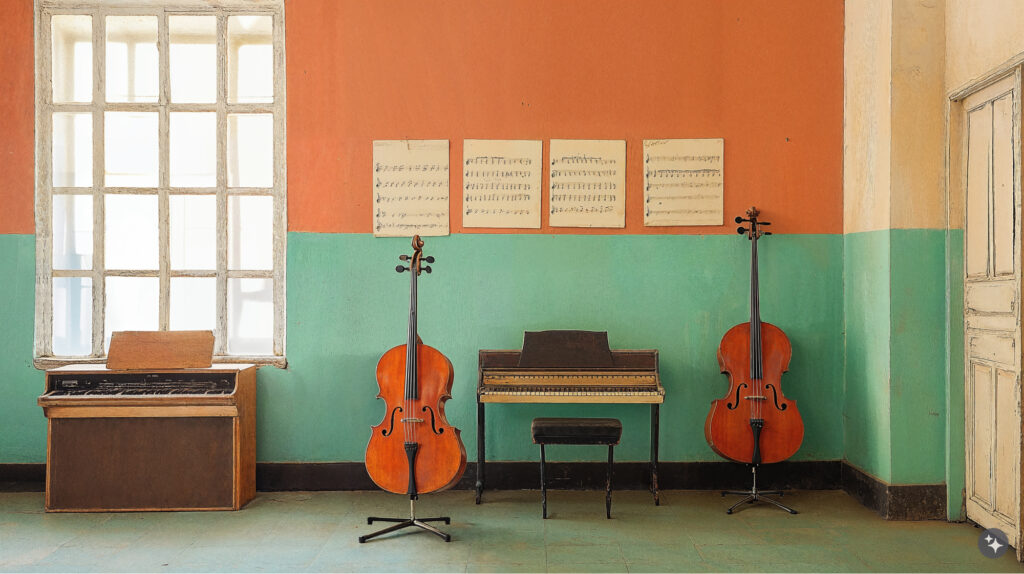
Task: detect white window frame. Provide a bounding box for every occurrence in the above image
[34,0,287,368]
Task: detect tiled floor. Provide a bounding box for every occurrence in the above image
[1,489,1022,572]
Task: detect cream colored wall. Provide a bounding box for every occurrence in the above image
[844,0,946,233]
[947,0,1024,94]
[891,0,945,229]
[844,0,891,234]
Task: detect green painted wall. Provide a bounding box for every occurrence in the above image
[946,229,965,520]
[844,229,952,488]
[0,232,845,465]
[0,235,46,462]
[889,229,948,484]
[843,230,892,482]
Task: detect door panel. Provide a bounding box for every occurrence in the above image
[996,368,1020,519]
[994,95,1015,276]
[967,106,992,278]
[972,362,994,505]
[965,281,1017,314]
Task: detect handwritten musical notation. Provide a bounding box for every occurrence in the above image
[372,140,450,237]
[643,139,724,226]
[549,140,625,228]
[462,140,542,228]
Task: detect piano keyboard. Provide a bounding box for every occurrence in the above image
[479,371,664,403]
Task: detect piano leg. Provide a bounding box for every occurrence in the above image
[476,401,485,504]
[650,404,660,506]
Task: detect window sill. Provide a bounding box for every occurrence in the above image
[33,355,287,370]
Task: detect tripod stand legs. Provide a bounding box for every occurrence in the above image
[721,465,797,515]
[359,498,453,543]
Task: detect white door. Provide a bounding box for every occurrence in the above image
[963,73,1022,557]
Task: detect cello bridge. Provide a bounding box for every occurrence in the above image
[744,395,767,401]
[400,417,425,423]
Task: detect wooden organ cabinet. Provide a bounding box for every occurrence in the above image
[38,360,257,512]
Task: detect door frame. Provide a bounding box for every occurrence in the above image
[948,66,1024,560]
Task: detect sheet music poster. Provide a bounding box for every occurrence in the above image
[549,139,626,228]
[643,138,724,226]
[462,140,542,228]
[372,140,450,237]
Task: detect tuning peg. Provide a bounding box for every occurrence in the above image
[399,254,410,261]
[763,232,772,236]
[396,265,408,273]
[735,216,747,224]
[759,221,771,226]
[422,266,432,274]
[424,256,435,263]
[737,226,748,235]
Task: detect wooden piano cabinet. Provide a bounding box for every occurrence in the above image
[39,365,257,512]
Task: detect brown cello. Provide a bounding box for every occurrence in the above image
[362,236,466,542]
[705,207,803,475]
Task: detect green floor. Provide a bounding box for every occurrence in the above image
[0,489,1022,572]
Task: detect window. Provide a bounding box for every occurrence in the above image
[35,1,286,367]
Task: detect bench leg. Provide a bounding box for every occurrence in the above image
[606,445,614,519]
[540,443,547,519]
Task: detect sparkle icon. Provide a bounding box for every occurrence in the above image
[978,528,1010,558]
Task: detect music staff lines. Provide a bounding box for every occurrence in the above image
[463,140,542,228]
[372,140,451,237]
[643,138,724,226]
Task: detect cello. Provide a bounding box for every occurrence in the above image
[704,207,803,513]
[362,235,467,542]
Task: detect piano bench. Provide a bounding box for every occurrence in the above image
[531,417,622,519]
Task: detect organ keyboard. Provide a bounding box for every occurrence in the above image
[475,331,664,504]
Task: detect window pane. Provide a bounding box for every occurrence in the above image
[53,277,92,356]
[106,16,158,103]
[170,195,216,270]
[52,15,92,104]
[52,113,92,187]
[105,195,158,270]
[105,277,158,351]
[227,114,273,187]
[228,15,273,104]
[53,195,93,270]
[170,16,216,103]
[228,196,273,270]
[105,112,158,187]
[228,278,273,355]
[170,277,215,331]
[170,112,216,187]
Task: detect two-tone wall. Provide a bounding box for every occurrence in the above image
[0,1,845,470]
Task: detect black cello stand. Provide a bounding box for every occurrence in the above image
[721,464,797,515]
[359,496,452,543]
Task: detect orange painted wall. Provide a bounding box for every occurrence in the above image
[0,0,35,235]
[0,0,843,236]
[286,0,844,235]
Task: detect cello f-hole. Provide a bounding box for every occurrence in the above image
[381,406,403,436]
[726,383,747,410]
[765,383,787,411]
[422,405,445,435]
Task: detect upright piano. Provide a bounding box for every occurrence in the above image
[476,330,664,504]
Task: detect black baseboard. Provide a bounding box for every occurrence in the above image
[0,463,45,492]
[257,460,841,492]
[0,460,945,520]
[841,461,946,520]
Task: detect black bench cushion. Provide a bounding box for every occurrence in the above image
[531,417,622,445]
